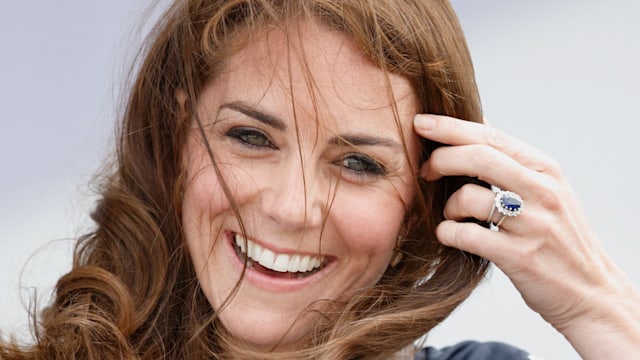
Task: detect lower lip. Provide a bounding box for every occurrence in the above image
[224,231,335,292]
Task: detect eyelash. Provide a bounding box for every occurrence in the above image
[336,153,387,179]
[225,127,277,149]
[224,127,386,179]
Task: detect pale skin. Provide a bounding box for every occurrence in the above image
[414,114,640,359]
[181,22,419,350]
[180,17,640,358]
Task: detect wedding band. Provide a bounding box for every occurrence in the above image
[487,190,524,227]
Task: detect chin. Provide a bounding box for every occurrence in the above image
[217,304,317,351]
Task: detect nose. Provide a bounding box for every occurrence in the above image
[261,159,326,230]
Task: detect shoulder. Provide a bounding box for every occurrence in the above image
[414,341,531,360]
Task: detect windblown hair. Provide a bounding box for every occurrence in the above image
[1,0,487,359]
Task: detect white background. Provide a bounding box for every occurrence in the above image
[1,1,639,359]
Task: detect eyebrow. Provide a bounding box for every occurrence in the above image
[329,134,403,149]
[220,101,287,131]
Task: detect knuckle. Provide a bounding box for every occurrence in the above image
[541,156,562,174]
[472,146,502,175]
[467,145,484,164]
[485,126,509,149]
[518,145,563,175]
[536,181,564,212]
[531,153,562,174]
[437,221,465,248]
[445,185,477,219]
[428,147,445,168]
[452,223,475,247]
[456,184,476,206]
[458,184,475,206]
[447,115,464,134]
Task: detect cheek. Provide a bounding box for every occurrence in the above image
[181,141,237,261]
[182,142,255,223]
[332,189,408,258]
[183,164,230,225]
[181,165,227,282]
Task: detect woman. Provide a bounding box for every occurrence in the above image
[1,0,639,359]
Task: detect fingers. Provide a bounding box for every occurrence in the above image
[442,183,494,222]
[421,144,544,195]
[444,183,536,235]
[436,220,519,266]
[413,113,550,259]
[415,114,559,175]
[414,113,630,334]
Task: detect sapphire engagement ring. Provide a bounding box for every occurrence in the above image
[487,190,524,227]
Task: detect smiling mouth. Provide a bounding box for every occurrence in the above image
[231,232,328,279]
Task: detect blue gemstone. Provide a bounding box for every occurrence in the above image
[501,195,522,211]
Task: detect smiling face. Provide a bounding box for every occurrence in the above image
[181,21,420,350]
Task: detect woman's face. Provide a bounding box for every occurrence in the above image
[181,22,420,349]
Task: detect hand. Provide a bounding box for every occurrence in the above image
[414,114,640,359]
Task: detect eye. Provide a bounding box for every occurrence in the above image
[225,127,276,149]
[339,154,386,178]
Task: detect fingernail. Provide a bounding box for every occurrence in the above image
[414,114,435,130]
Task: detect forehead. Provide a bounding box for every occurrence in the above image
[208,20,417,131]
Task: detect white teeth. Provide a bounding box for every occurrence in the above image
[288,255,301,272]
[257,248,275,268]
[233,233,324,273]
[249,241,261,259]
[237,237,246,253]
[299,256,311,272]
[273,254,290,272]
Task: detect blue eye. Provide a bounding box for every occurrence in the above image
[226,127,276,149]
[339,154,386,178]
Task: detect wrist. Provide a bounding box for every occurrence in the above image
[555,270,640,359]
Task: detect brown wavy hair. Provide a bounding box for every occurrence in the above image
[1,0,487,359]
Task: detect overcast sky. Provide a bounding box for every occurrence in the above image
[1,2,639,359]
